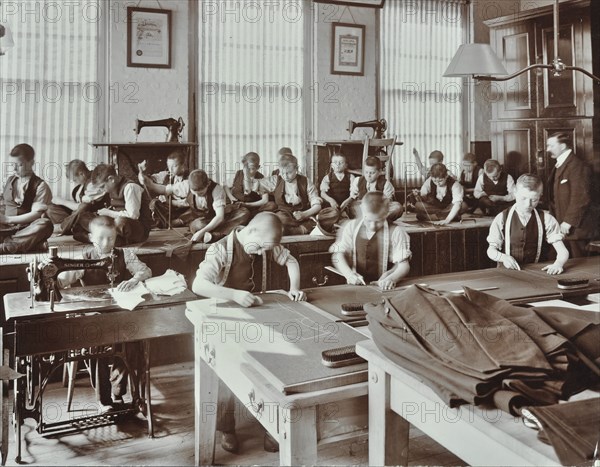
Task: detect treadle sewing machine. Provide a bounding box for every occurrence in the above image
[2,248,196,463]
[134,117,185,143]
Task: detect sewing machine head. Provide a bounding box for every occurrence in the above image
[347,118,388,139]
[30,246,116,305]
[134,117,185,142]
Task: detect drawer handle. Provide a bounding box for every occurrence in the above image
[203,344,216,366]
[248,389,264,416]
[312,274,329,287]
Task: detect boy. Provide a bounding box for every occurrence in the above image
[411,148,456,179]
[487,173,568,274]
[415,162,466,225]
[320,153,354,212]
[72,164,153,245]
[331,192,411,290]
[474,159,515,216]
[57,216,152,408]
[459,152,482,213]
[47,160,106,234]
[271,146,293,177]
[0,143,54,253]
[138,150,190,228]
[348,156,403,222]
[261,154,322,235]
[192,212,305,453]
[224,152,276,216]
[172,169,251,243]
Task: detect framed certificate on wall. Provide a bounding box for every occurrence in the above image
[331,23,365,76]
[127,7,172,68]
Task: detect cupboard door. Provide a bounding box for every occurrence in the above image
[490,22,538,120]
[491,120,537,178]
[536,13,592,118]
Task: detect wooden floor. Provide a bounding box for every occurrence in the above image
[6,362,466,466]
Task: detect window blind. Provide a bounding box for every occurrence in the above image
[380,0,467,186]
[0,0,100,198]
[198,0,305,183]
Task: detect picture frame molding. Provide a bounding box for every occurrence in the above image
[330,22,366,76]
[127,6,172,69]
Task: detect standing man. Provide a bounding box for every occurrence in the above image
[546,133,594,257]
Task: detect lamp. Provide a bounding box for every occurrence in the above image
[0,23,15,56]
[443,0,600,84]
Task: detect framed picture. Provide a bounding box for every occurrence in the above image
[314,0,385,8]
[331,22,365,76]
[127,7,172,68]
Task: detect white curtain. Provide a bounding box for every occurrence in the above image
[198,0,305,184]
[380,0,467,186]
[0,0,100,198]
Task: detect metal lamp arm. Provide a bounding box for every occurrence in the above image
[473,64,554,82]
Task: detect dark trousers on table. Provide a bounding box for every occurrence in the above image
[274,210,316,235]
[478,197,513,216]
[0,218,53,254]
[46,202,99,235]
[73,212,149,245]
[189,204,252,235]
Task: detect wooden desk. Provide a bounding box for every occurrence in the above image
[185,295,370,466]
[356,339,567,466]
[2,287,197,464]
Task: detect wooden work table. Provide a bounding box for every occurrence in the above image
[186,256,599,466]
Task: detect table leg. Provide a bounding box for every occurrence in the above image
[142,340,154,438]
[369,365,409,466]
[279,405,317,466]
[194,332,218,466]
[0,334,6,466]
[13,358,23,464]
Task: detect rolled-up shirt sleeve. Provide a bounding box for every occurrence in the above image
[451,182,464,204]
[473,174,485,199]
[123,248,152,281]
[196,243,228,285]
[272,244,292,266]
[115,183,142,219]
[31,181,53,213]
[486,213,504,250]
[168,179,190,199]
[212,185,227,210]
[320,174,330,195]
[259,175,278,194]
[383,181,395,200]
[349,177,360,199]
[420,178,432,198]
[390,226,411,263]
[544,211,564,244]
[329,219,356,255]
[505,175,516,201]
[306,179,322,207]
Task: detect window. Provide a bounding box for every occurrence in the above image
[380,0,467,186]
[198,0,306,183]
[0,0,101,198]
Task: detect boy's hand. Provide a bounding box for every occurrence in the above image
[329,200,339,210]
[340,198,351,210]
[542,263,564,275]
[501,254,521,270]
[233,290,262,307]
[559,222,571,235]
[378,279,396,291]
[191,230,205,243]
[288,289,306,301]
[97,208,114,217]
[346,272,366,286]
[293,211,305,221]
[117,278,139,292]
[488,195,502,202]
[435,219,451,226]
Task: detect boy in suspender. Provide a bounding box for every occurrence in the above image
[330,191,411,290]
[474,159,516,216]
[486,173,568,274]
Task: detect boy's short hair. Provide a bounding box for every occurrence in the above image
[10,143,35,161]
[89,215,116,232]
[428,150,444,162]
[167,150,187,166]
[430,163,448,179]
[242,152,260,166]
[516,173,543,192]
[278,147,293,157]
[364,156,382,170]
[483,159,501,173]
[91,164,117,184]
[248,212,283,239]
[549,132,572,148]
[188,169,210,191]
[463,152,477,163]
[67,159,90,177]
[362,191,388,217]
[279,154,298,169]
[331,152,346,160]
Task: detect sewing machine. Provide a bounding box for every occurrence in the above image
[347,118,388,139]
[29,246,116,309]
[134,117,185,142]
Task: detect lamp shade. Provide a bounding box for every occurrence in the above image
[0,23,15,55]
[443,44,508,77]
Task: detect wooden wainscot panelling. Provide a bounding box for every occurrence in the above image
[434,231,452,275]
[449,230,466,272]
[408,232,424,277]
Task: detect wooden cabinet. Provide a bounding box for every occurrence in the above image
[486,0,599,184]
